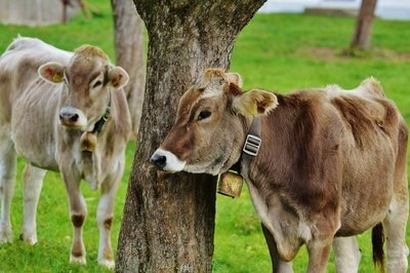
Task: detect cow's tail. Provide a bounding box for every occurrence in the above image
[372,223,385,273]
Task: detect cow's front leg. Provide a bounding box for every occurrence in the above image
[0,140,16,244]
[21,164,46,245]
[62,171,87,265]
[333,236,361,273]
[96,175,121,269]
[306,239,332,273]
[261,224,294,273]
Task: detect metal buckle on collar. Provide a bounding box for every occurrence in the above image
[242,134,261,156]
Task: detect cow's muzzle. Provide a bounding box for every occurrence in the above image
[150,148,186,173]
[59,107,87,129]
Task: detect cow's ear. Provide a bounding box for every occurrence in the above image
[233,89,278,117]
[38,62,64,84]
[108,66,129,90]
[225,72,243,88]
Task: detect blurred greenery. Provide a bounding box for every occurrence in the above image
[0,0,409,272]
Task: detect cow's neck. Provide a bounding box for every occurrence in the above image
[234,117,262,181]
[90,91,112,135]
[244,93,304,190]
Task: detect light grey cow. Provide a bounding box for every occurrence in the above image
[0,37,131,268]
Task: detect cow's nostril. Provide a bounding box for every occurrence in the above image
[150,154,167,169]
[59,112,79,123]
[70,114,79,122]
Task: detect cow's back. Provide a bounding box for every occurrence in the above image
[0,37,71,123]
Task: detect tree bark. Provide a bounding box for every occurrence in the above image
[111,0,145,138]
[116,1,266,272]
[350,0,378,50]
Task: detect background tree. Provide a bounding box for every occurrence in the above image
[115,1,266,272]
[111,0,145,138]
[0,0,79,26]
[349,0,378,51]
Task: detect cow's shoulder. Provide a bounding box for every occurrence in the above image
[270,92,343,211]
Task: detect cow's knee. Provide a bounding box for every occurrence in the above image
[103,217,112,230]
[71,214,85,228]
[69,213,86,264]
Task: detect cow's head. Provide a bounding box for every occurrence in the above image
[150,69,278,175]
[38,45,128,130]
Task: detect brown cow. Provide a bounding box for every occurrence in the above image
[0,37,131,268]
[151,69,409,273]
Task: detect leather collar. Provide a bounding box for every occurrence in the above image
[90,93,111,135]
[231,117,262,179]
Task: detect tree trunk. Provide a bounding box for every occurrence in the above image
[350,0,378,50]
[115,1,266,272]
[111,0,145,138]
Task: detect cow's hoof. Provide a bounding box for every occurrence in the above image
[69,254,86,265]
[98,258,115,270]
[0,225,13,244]
[20,233,38,246]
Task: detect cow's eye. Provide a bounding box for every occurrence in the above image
[93,80,102,89]
[197,110,211,121]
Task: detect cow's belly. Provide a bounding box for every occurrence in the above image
[337,142,395,236]
[11,84,60,171]
[13,139,58,172]
[12,123,59,171]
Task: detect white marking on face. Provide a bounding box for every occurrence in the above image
[152,148,186,173]
[76,112,87,129]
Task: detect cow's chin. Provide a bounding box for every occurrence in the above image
[184,162,226,176]
[60,122,87,131]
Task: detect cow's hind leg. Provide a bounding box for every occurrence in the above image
[382,124,409,273]
[21,164,46,245]
[333,236,361,273]
[96,173,122,269]
[383,196,409,273]
[0,138,16,244]
[261,224,294,273]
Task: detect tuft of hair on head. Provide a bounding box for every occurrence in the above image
[195,68,226,90]
[203,68,226,80]
[74,45,109,61]
[199,68,243,89]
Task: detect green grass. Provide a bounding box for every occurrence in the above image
[1,1,410,272]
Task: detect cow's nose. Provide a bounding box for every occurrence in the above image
[150,153,167,169]
[59,112,79,122]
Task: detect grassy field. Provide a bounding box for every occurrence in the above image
[0,1,409,272]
